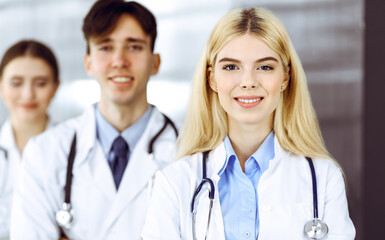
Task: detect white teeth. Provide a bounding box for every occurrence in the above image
[238,98,262,103]
[112,77,132,83]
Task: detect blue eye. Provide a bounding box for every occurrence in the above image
[223,65,238,71]
[258,65,273,70]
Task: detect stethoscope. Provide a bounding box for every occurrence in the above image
[191,151,329,240]
[0,146,8,160]
[0,146,8,192]
[55,113,178,230]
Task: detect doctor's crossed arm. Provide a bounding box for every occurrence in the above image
[10,1,178,239]
[0,40,60,239]
[142,7,355,240]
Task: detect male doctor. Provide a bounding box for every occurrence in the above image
[10,1,178,239]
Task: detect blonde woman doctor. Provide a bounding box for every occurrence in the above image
[0,40,59,239]
[142,7,355,240]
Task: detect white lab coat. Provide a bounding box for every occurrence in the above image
[142,136,356,240]
[10,105,177,240]
[0,118,54,239]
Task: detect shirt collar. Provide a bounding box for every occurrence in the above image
[218,131,275,176]
[95,104,153,156]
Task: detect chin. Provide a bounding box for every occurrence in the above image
[17,111,45,122]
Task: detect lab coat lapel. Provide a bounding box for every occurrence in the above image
[104,109,164,227]
[206,144,226,239]
[86,141,116,200]
[75,106,116,200]
[189,145,226,239]
[109,149,158,221]
[0,119,16,152]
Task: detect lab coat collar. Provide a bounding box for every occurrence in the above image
[0,117,55,158]
[204,134,286,238]
[207,134,286,181]
[74,106,98,167]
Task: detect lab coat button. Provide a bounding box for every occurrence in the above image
[244,231,250,238]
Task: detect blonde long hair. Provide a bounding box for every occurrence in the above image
[177,7,331,161]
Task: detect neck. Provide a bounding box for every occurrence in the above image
[99,100,148,133]
[228,119,272,172]
[11,115,48,153]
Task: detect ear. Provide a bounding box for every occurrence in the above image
[207,67,217,92]
[53,80,60,95]
[281,65,290,91]
[84,54,93,77]
[151,53,161,75]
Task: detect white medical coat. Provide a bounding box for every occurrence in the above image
[0,118,54,239]
[142,136,356,240]
[10,105,177,240]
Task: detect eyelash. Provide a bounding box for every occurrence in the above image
[99,46,112,51]
[223,64,238,71]
[258,65,274,70]
[222,64,274,71]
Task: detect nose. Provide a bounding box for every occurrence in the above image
[111,48,129,68]
[239,69,258,89]
[22,82,35,100]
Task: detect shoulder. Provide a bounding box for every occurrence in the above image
[147,106,179,140]
[30,115,81,148]
[279,151,343,186]
[157,153,201,189]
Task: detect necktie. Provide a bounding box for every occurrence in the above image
[109,136,129,189]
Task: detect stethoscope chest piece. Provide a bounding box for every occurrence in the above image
[56,203,74,229]
[304,218,328,239]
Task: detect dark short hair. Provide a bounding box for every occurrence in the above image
[82,0,157,53]
[0,40,59,83]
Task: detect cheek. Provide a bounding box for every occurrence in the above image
[90,56,109,73]
[1,86,19,103]
[36,87,56,104]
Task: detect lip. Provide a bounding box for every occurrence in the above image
[234,95,264,108]
[20,103,38,110]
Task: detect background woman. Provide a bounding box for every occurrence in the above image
[142,7,355,239]
[0,40,59,238]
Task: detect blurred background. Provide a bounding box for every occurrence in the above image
[0,0,366,239]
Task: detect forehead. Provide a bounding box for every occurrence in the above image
[216,34,281,62]
[89,14,150,45]
[3,56,52,74]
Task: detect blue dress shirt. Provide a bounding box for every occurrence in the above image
[95,104,153,164]
[218,131,275,239]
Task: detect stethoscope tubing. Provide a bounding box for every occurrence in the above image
[306,157,319,219]
[191,152,328,239]
[65,134,77,204]
[57,114,178,229]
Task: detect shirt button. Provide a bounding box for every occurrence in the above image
[244,232,250,238]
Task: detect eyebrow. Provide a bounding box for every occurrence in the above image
[218,56,279,64]
[95,37,147,45]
